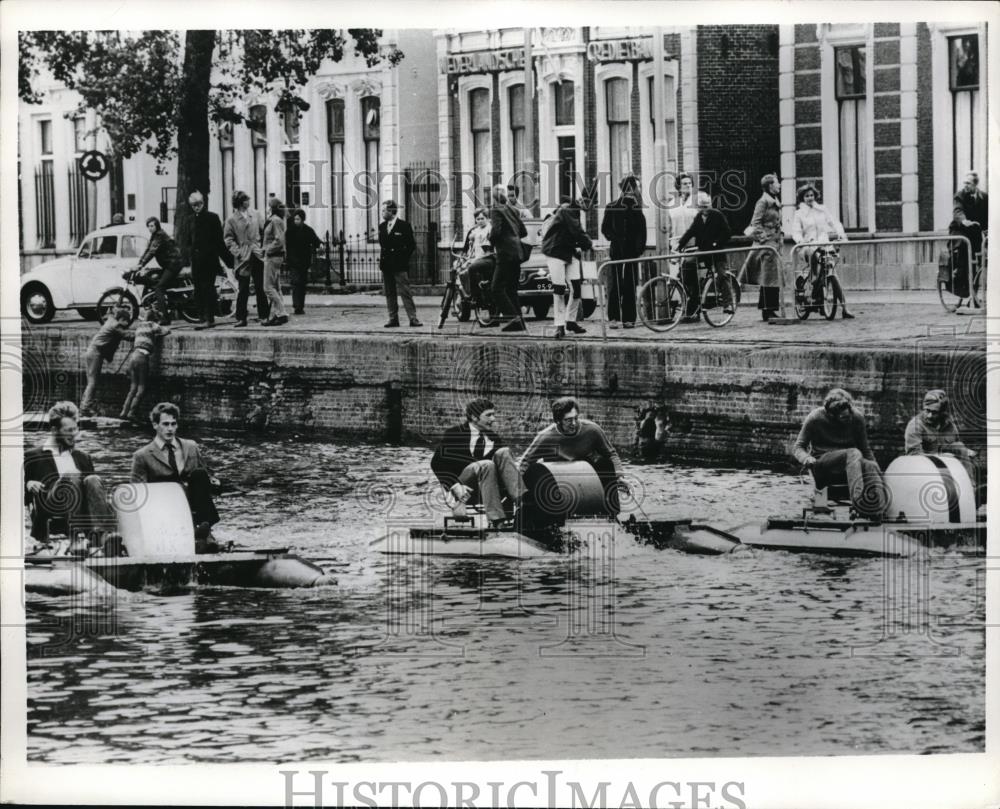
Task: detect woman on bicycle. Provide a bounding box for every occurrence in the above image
[462,207,495,298]
[791,184,853,319]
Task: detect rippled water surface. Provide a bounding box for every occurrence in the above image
[24,429,985,763]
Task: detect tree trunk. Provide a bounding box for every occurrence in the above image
[173,30,215,263]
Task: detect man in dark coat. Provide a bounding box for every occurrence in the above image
[677,191,734,316]
[378,200,421,327]
[600,174,647,328]
[430,398,524,527]
[488,183,529,332]
[954,171,988,233]
[186,190,229,330]
[23,401,115,544]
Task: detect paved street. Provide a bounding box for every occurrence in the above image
[35,288,989,348]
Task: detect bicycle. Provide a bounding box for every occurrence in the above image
[438,243,497,328]
[638,250,742,332]
[793,242,847,320]
[939,230,987,313]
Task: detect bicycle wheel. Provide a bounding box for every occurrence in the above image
[938,280,964,313]
[820,276,839,320]
[971,262,985,309]
[701,273,735,327]
[96,289,139,325]
[638,275,686,332]
[438,285,455,328]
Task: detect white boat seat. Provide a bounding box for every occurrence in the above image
[112,482,195,556]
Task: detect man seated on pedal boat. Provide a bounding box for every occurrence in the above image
[519,397,627,518]
[130,402,222,552]
[904,389,977,483]
[676,191,735,319]
[430,398,526,530]
[792,388,887,519]
[23,401,117,552]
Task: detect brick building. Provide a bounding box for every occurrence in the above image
[436,25,783,245]
[781,22,988,234]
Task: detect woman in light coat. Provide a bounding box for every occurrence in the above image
[791,183,853,318]
[748,173,783,320]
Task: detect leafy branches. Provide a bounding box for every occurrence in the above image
[19,29,404,169]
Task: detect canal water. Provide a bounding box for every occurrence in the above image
[24,428,984,764]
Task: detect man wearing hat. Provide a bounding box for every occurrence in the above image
[904,390,976,481]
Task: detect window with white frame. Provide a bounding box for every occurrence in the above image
[646,75,677,164]
[948,34,980,193]
[508,83,525,178]
[35,119,55,248]
[249,104,268,210]
[361,96,381,237]
[218,121,234,219]
[605,78,631,195]
[834,45,869,230]
[470,87,491,206]
[327,98,346,238]
[73,117,87,153]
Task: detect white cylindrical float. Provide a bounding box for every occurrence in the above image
[112,482,196,556]
[882,454,976,524]
[523,460,607,520]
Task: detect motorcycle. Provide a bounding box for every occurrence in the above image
[95,265,237,326]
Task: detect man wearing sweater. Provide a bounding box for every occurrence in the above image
[792,388,887,518]
[519,397,625,517]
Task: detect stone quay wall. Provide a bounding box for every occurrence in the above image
[21,329,987,469]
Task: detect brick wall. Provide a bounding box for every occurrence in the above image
[873,30,904,231]
[916,23,935,232]
[24,330,986,470]
[696,25,781,228]
[792,26,823,197]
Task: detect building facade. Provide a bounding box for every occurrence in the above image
[18,30,440,272]
[18,24,990,273]
[781,22,988,233]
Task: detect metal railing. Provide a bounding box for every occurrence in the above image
[595,245,783,340]
[788,234,976,302]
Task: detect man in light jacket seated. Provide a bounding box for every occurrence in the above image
[792,388,887,519]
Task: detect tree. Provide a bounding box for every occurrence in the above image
[19,29,403,258]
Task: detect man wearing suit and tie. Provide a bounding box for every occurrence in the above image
[23,400,116,545]
[430,398,525,528]
[676,191,734,319]
[131,401,221,552]
[378,200,422,328]
[186,190,231,330]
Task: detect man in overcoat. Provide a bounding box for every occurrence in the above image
[186,190,230,330]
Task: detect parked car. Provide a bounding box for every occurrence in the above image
[449,218,599,322]
[21,224,167,324]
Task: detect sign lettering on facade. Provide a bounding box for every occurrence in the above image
[441,48,526,75]
[586,38,654,62]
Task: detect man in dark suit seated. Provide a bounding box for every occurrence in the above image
[130,401,221,552]
[23,401,115,547]
[677,191,734,319]
[430,398,525,529]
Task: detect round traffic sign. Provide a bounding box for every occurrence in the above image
[79,150,110,181]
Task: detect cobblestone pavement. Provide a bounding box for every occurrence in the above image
[36,289,989,348]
